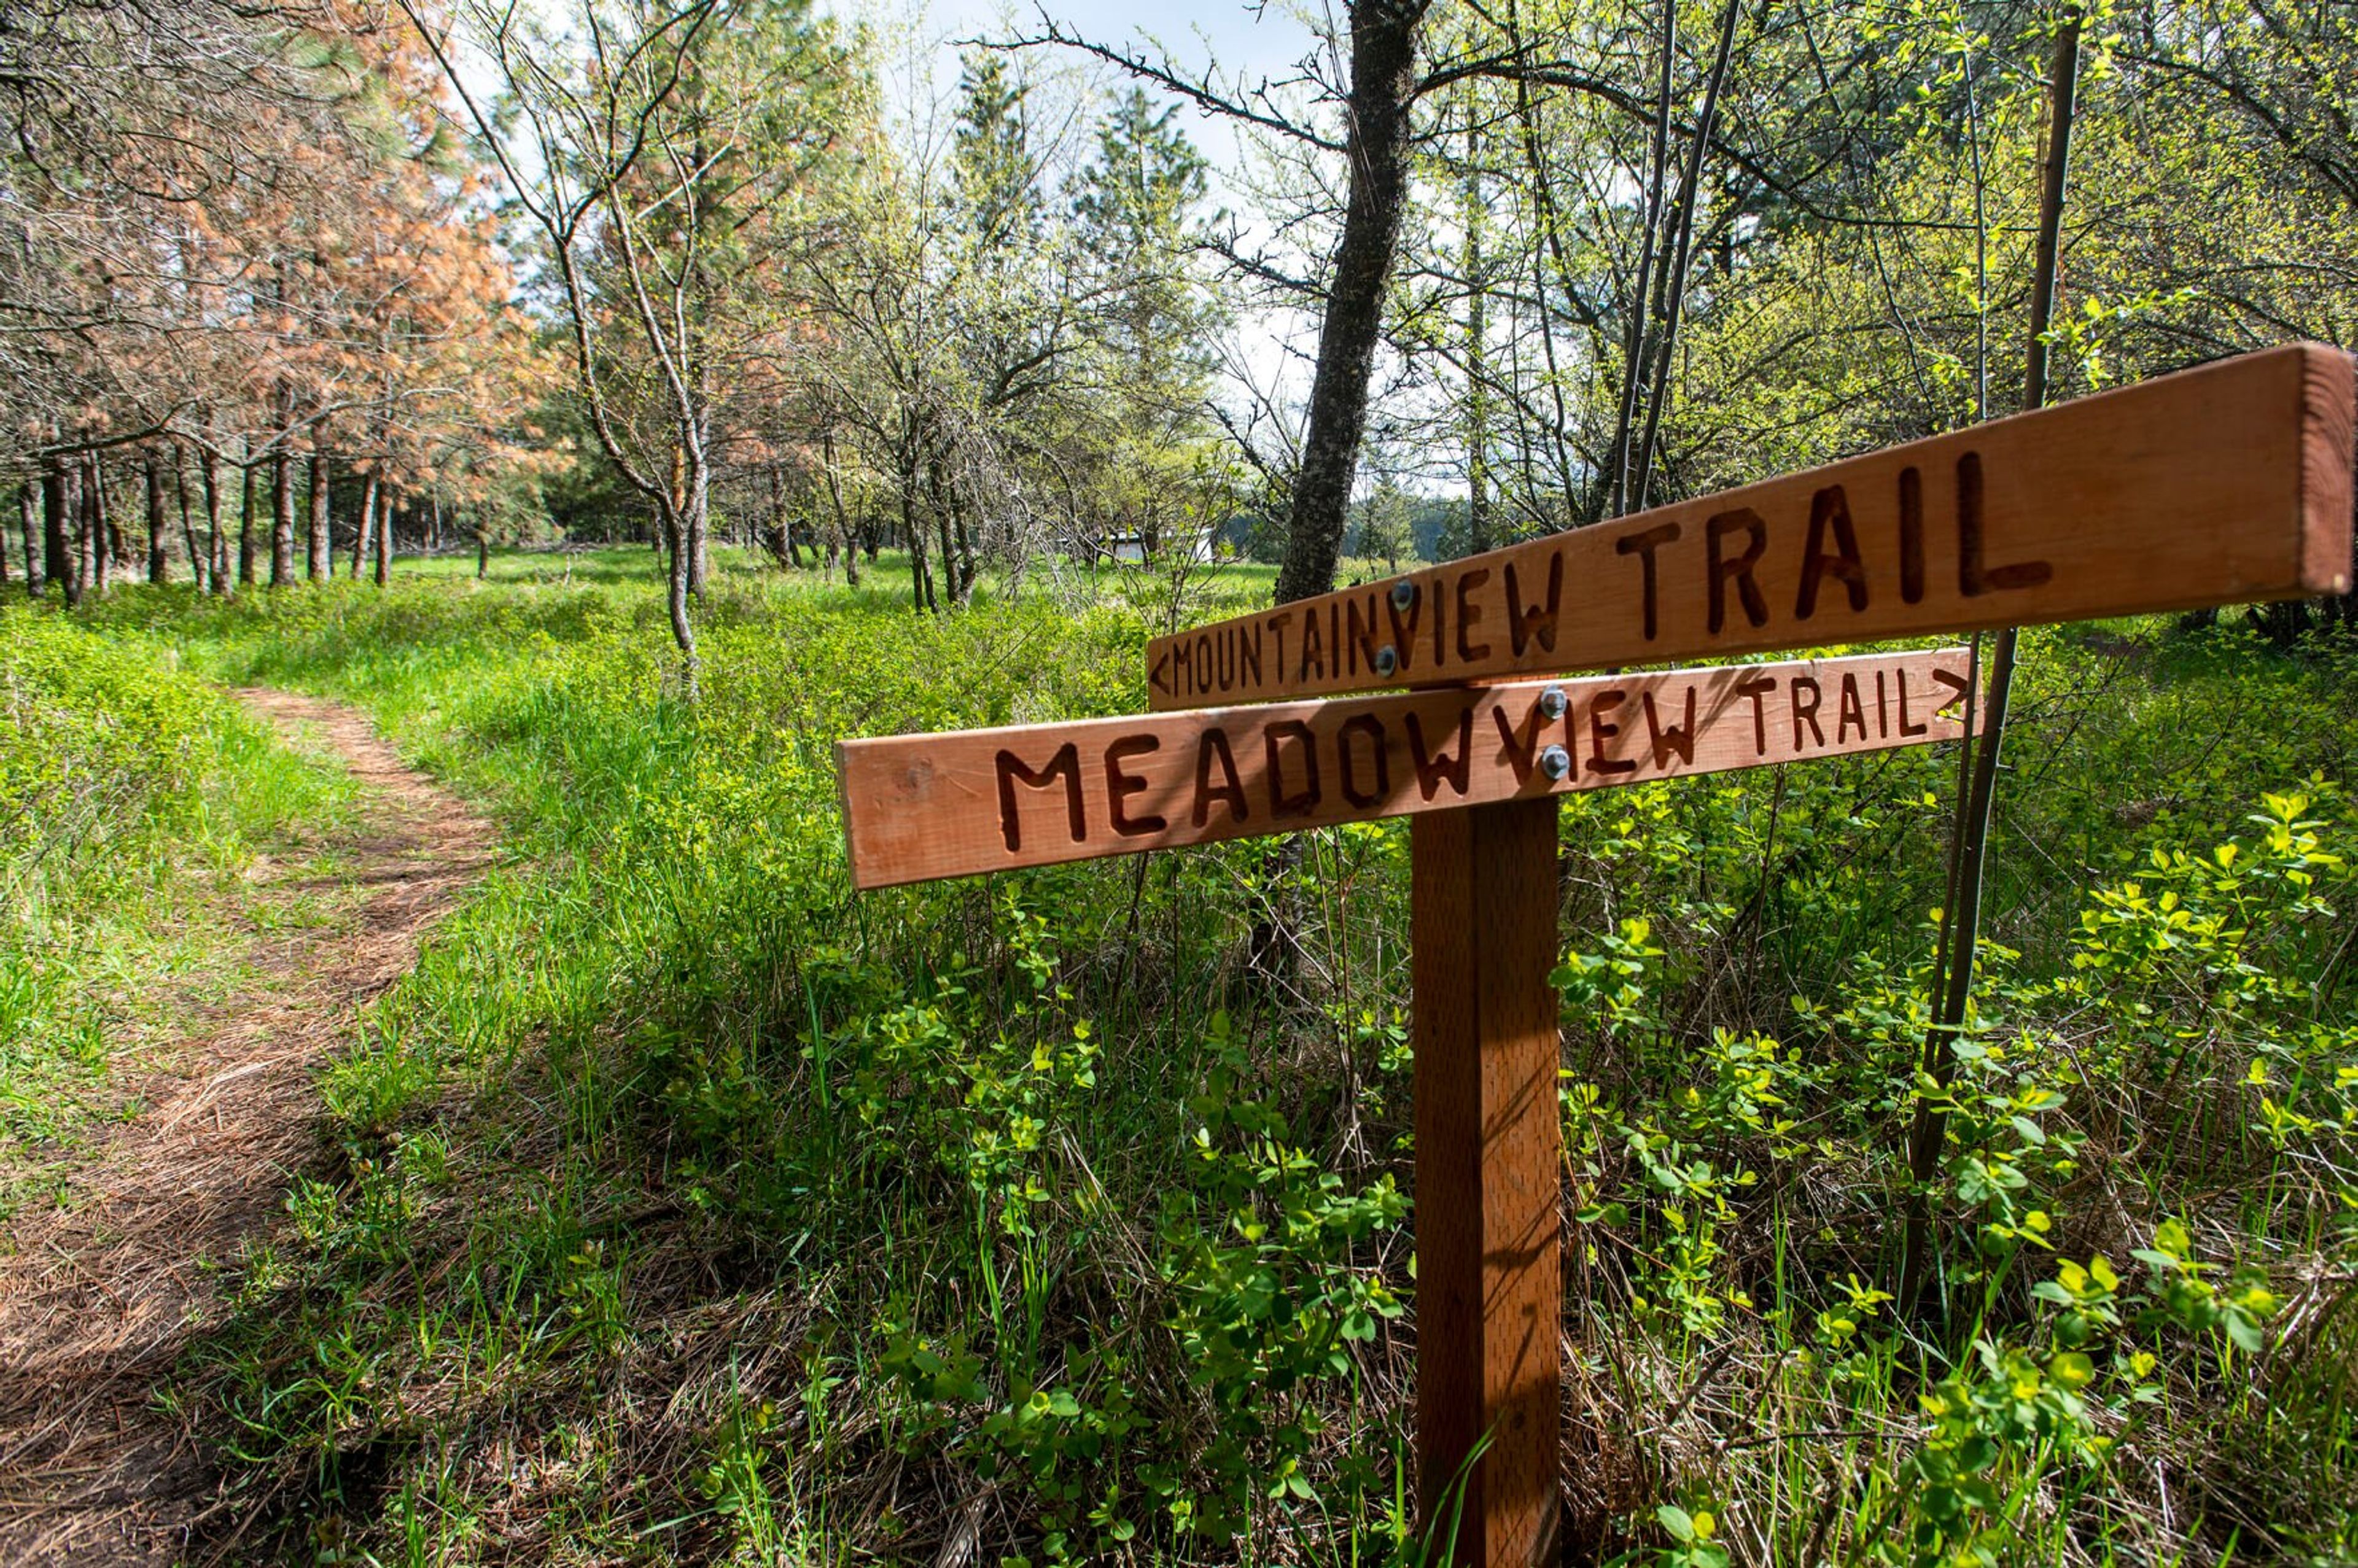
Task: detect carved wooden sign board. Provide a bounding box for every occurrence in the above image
[1145,344,2354,709]
[835,345,2356,1568]
[838,651,1978,888]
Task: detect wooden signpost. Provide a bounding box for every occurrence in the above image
[837,344,2356,1567]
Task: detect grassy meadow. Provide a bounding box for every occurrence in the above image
[9,545,2358,1564]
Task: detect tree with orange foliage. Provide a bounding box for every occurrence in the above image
[1,0,546,595]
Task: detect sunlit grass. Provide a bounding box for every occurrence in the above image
[26,559,2358,1562]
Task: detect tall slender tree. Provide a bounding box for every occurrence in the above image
[1273,1,1433,605]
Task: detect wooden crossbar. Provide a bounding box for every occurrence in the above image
[838,649,1978,889]
[1145,344,2354,710]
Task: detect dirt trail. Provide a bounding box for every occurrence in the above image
[0,691,499,1566]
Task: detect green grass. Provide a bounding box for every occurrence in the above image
[0,604,361,1206]
[28,546,2358,1562]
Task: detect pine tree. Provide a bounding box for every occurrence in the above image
[1071,90,1220,557]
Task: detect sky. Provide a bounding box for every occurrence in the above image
[856,0,1328,188]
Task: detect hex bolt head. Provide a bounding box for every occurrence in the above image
[1390,579,1417,612]
[1374,645,1399,677]
[1538,685,1569,721]
[1539,744,1573,782]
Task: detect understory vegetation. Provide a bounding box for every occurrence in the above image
[0,607,357,1195]
[20,548,2350,1564]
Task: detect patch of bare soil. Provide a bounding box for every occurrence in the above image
[0,691,499,1566]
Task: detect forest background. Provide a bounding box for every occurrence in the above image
[6,0,2358,1562]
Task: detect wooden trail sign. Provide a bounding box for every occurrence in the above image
[836,649,1977,889]
[837,345,2357,1568]
[1145,343,2355,709]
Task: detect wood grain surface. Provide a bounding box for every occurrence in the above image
[1143,343,2356,710]
[1412,796,1563,1567]
[837,649,1977,888]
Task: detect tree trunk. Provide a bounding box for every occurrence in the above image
[104,456,127,573]
[42,460,68,597]
[1272,0,1431,605]
[1630,0,1743,512]
[175,446,204,593]
[901,452,935,612]
[354,476,376,580]
[680,444,711,597]
[1462,158,1492,556]
[64,462,86,605]
[308,446,332,580]
[954,514,978,605]
[200,446,228,597]
[270,441,295,586]
[1608,0,1679,520]
[144,447,168,584]
[764,468,791,567]
[16,484,37,597]
[477,530,489,578]
[0,489,11,587]
[929,464,960,608]
[238,460,258,586]
[820,441,862,589]
[374,487,392,586]
[1897,4,2085,1321]
[86,454,109,595]
[68,466,87,605]
[661,502,699,694]
[2258,597,2309,646]
[934,501,957,605]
